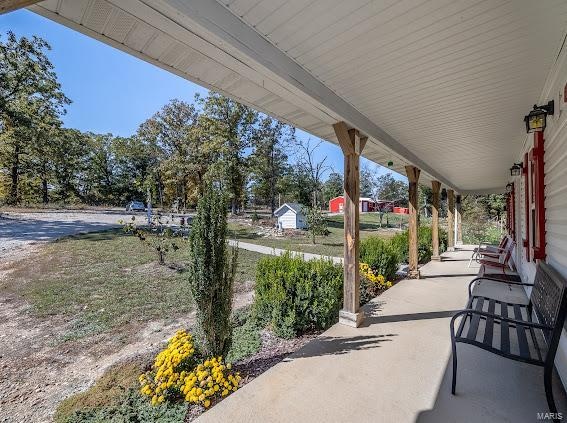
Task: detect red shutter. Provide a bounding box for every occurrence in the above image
[523,153,530,261]
[510,183,516,240]
[531,131,546,260]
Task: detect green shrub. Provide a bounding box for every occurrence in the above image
[188,184,237,356]
[227,318,262,363]
[226,306,262,363]
[390,231,409,263]
[390,226,448,264]
[122,215,181,265]
[55,359,186,423]
[254,253,343,338]
[231,304,254,328]
[359,237,400,282]
[59,389,187,423]
[439,227,449,253]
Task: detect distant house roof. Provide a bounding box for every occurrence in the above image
[274,202,305,216]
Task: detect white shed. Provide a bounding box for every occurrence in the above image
[274,203,307,230]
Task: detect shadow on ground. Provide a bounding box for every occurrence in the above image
[0,216,121,242]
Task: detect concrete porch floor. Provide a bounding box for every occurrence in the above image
[197,247,567,423]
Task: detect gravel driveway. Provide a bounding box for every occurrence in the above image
[0,210,146,260]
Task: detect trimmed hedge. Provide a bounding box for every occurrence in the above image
[390,226,448,264]
[359,237,400,282]
[254,253,343,338]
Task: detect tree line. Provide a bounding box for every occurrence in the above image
[1,31,504,220]
[0,32,319,212]
[0,31,413,214]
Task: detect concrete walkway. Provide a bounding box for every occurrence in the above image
[228,239,343,264]
[197,247,567,423]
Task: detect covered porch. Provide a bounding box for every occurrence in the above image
[196,248,567,422]
[3,0,567,420]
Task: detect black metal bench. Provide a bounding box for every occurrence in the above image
[451,262,567,419]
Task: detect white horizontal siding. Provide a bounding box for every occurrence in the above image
[514,36,567,388]
[543,38,567,281]
[278,210,298,229]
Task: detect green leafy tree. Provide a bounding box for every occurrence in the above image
[322,172,343,206]
[304,205,328,244]
[111,135,153,204]
[0,31,68,124]
[375,173,408,206]
[0,31,70,205]
[419,185,432,218]
[360,166,375,198]
[188,185,238,356]
[294,138,331,207]
[136,99,207,209]
[480,194,506,220]
[198,93,258,214]
[249,116,294,215]
[51,128,90,203]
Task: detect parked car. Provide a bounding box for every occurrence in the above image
[126,200,145,212]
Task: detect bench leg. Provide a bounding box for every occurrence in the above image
[451,339,458,394]
[544,365,558,419]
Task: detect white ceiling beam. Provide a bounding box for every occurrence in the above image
[460,187,506,195]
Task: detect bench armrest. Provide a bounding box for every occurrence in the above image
[477,246,508,253]
[468,276,534,297]
[478,241,503,248]
[478,259,507,268]
[450,309,553,336]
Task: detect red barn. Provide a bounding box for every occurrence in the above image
[329,196,377,213]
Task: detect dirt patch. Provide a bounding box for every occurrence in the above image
[0,258,254,423]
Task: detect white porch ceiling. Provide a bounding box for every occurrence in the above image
[29,0,567,193]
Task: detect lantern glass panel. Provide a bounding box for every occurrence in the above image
[527,111,546,132]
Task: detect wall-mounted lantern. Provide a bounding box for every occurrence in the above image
[456,194,461,204]
[524,100,554,133]
[510,163,523,176]
[441,188,447,201]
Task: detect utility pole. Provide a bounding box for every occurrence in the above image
[147,187,152,225]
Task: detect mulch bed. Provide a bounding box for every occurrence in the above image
[185,329,318,422]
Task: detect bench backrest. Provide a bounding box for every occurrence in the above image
[499,240,515,269]
[530,262,567,354]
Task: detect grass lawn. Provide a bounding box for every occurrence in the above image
[228,212,408,257]
[3,229,261,342]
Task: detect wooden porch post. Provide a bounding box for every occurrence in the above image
[447,189,455,251]
[431,181,441,261]
[405,166,421,278]
[0,0,42,14]
[333,122,367,327]
[456,195,463,245]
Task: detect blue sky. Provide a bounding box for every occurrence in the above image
[1,9,402,181]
